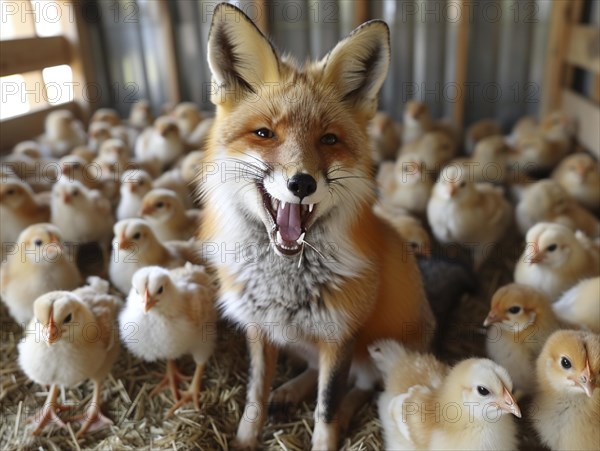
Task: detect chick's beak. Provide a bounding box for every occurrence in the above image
[46,316,60,345]
[483,311,503,327]
[140,204,153,216]
[447,183,458,198]
[528,250,543,265]
[62,193,71,204]
[49,234,63,251]
[499,385,521,418]
[143,288,157,312]
[578,359,595,398]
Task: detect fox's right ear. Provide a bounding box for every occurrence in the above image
[207,3,280,104]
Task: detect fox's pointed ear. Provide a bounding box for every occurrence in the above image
[321,21,390,116]
[207,3,280,104]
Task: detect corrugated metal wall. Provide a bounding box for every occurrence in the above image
[86,0,563,130]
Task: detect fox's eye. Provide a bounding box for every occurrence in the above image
[321,134,338,145]
[254,128,274,139]
[34,239,43,247]
[547,244,557,252]
[508,306,521,314]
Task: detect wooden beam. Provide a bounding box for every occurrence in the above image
[0,102,79,153]
[452,0,470,130]
[565,25,600,75]
[0,36,70,77]
[562,89,600,158]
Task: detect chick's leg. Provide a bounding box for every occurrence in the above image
[72,379,113,438]
[150,359,190,401]
[27,384,70,435]
[166,362,205,417]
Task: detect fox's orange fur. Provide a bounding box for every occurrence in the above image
[199,4,434,450]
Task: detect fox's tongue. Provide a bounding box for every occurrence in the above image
[276,202,302,242]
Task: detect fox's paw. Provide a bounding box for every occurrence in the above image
[268,386,299,421]
[232,419,260,451]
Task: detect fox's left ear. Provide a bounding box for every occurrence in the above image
[321,21,390,116]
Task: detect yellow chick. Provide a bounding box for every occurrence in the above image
[58,154,103,191]
[370,339,521,450]
[90,108,121,127]
[128,100,154,130]
[1,223,82,324]
[457,135,511,184]
[533,330,600,451]
[516,179,600,238]
[172,102,203,138]
[514,222,600,301]
[119,264,217,416]
[41,110,86,157]
[553,277,600,333]
[369,111,401,163]
[135,116,184,169]
[186,116,214,150]
[400,130,456,172]
[373,208,431,258]
[0,178,50,260]
[380,155,433,216]
[18,278,121,437]
[484,284,561,392]
[95,138,131,175]
[109,218,202,294]
[552,152,600,212]
[140,188,202,241]
[87,121,113,153]
[180,150,207,187]
[402,100,433,145]
[154,167,195,208]
[427,165,512,269]
[465,118,502,155]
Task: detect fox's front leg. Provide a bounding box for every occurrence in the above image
[312,339,355,451]
[233,332,278,450]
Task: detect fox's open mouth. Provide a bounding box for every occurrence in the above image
[258,184,316,256]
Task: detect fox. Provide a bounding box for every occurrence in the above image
[199,3,436,450]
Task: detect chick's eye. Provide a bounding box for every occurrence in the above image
[547,244,557,252]
[561,357,572,369]
[7,189,15,195]
[320,133,338,145]
[254,128,274,139]
[459,181,466,188]
[132,232,141,240]
[156,202,164,208]
[508,306,521,314]
[410,242,418,249]
[64,313,72,324]
[157,286,163,294]
[72,190,79,196]
[477,386,490,396]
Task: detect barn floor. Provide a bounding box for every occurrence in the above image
[1,230,548,451]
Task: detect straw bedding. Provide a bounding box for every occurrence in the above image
[1,231,547,450]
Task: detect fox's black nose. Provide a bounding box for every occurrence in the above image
[287,173,317,199]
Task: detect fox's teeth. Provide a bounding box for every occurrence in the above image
[276,230,283,244]
[297,232,305,244]
[308,204,314,213]
[271,197,278,211]
[281,201,286,209]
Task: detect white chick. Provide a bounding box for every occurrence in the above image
[1,223,82,325]
[514,222,600,301]
[553,277,600,333]
[427,165,512,269]
[552,152,600,212]
[458,135,511,184]
[465,118,502,155]
[135,116,184,169]
[515,179,600,238]
[140,188,201,241]
[180,150,206,187]
[90,108,121,127]
[128,100,154,130]
[58,154,103,191]
[109,218,201,294]
[0,178,50,260]
[154,167,195,208]
[533,330,600,451]
[41,110,86,157]
[18,278,121,437]
[369,111,401,163]
[379,155,433,216]
[116,169,153,220]
[87,121,112,153]
[95,138,131,176]
[400,130,456,172]
[484,283,561,392]
[186,117,214,149]
[370,339,521,450]
[50,179,114,267]
[119,264,216,416]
